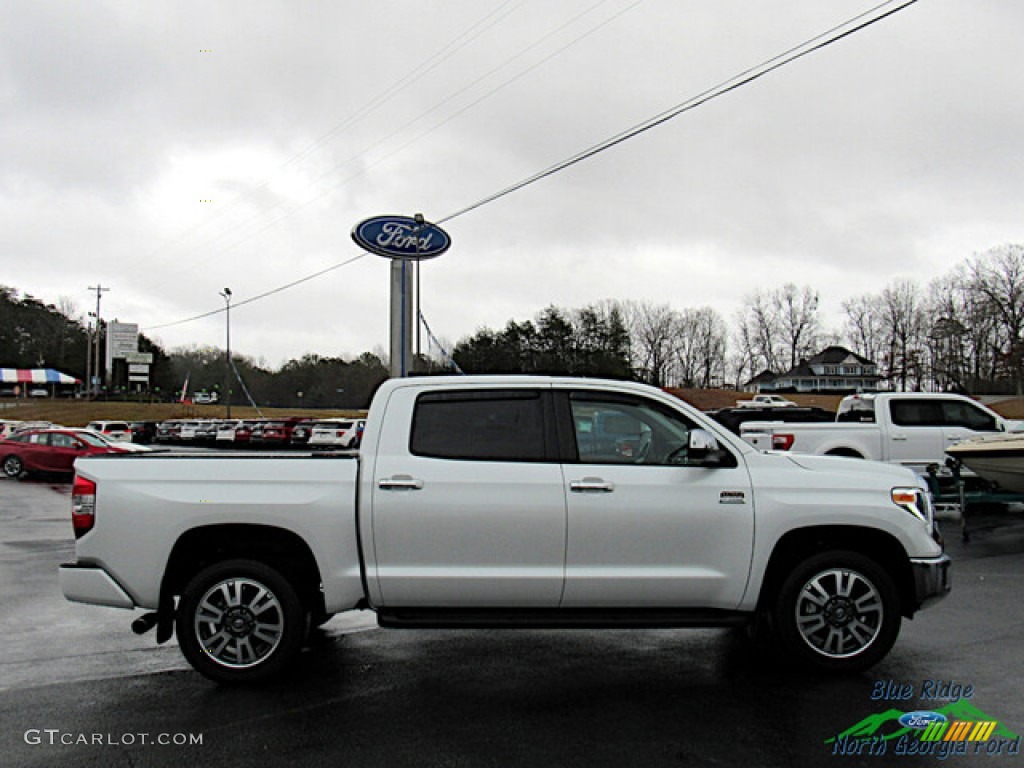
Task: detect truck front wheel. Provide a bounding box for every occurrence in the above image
[177,559,306,684]
[774,550,900,672]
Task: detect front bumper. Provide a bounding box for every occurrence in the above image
[60,563,136,609]
[910,554,952,610]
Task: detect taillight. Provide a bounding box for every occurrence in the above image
[771,433,795,451]
[71,475,96,539]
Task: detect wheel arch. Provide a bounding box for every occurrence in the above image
[824,446,866,459]
[759,525,916,619]
[161,523,325,616]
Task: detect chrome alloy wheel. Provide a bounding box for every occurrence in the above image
[193,577,285,669]
[794,568,883,659]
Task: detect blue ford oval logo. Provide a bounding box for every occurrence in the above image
[899,711,948,729]
[352,215,451,260]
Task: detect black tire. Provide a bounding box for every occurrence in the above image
[773,550,900,672]
[176,559,307,684]
[2,455,24,478]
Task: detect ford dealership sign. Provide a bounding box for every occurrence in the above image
[352,215,451,260]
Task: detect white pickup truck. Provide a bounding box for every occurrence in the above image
[739,392,1017,476]
[60,376,949,683]
[736,394,797,408]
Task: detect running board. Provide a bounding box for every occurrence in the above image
[376,607,751,630]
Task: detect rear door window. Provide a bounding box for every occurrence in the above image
[411,390,550,462]
[889,399,944,427]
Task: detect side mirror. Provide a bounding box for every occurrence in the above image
[688,429,724,466]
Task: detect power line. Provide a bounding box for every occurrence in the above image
[130,0,626,288]
[123,0,527,283]
[438,0,919,224]
[144,254,367,331]
[144,0,919,334]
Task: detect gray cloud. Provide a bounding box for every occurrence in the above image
[2,0,1022,366]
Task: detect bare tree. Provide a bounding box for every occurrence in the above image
[676,307,727,388]
[842,294,887,366]
[968,244,1024,393]
[729,315,760,390]
[738,290,783,375]
[775,283,821,370]
[880,280,928,391]
[619,300,681,386]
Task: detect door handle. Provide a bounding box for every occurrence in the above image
[891,435,908,441]
[570,478,615,493]
[378,475,424,491]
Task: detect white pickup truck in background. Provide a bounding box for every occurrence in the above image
[736,394,798,408]
[740,392,1019,476]
[61,376,949,683]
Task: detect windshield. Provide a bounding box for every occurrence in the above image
[77,431,110,447]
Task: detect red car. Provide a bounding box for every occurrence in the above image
[253,418,307,447]
[0,429,127,478]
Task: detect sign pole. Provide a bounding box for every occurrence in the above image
[389,259,414,378]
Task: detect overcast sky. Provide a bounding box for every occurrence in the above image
[2,0,1022,368]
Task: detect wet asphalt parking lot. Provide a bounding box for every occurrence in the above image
[2,471,1023,768]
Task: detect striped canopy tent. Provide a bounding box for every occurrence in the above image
[0,368,81,385]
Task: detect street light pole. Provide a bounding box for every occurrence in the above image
[219,288,232,418]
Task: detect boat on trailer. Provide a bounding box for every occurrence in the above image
[946,433,1024,494]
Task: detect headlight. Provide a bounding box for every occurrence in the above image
[892,486,934,527]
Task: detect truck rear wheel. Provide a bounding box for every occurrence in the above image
[177,559,306,684]
[774,550,900,672]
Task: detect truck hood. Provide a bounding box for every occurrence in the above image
[781,452,920,486]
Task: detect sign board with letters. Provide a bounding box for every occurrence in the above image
[105,322,140,371]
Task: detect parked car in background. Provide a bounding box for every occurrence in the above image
[307,419,364,449]
[192,392,218,404]
[736,394,798,408]
[248,421,267,443]
[254,419,305,447]
[194,421,220,443]
[232,420,259,446]
[740,392,1015,477]
[177,421,201,442]
[86,421,132,442]
[13,421,54,433]
[130,421,159,445]
[1,428,128,477]
[29,388,49,398]
[73,429,154,454]
[289,419,317,447]
[155,420,183,443]
[708,406,835,436]
[215,420,242,444]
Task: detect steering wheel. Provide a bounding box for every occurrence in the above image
[635,433,652,463]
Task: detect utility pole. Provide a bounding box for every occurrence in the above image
[219,288,232,418]
[88,285,109,398]
[85,317,93,400]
